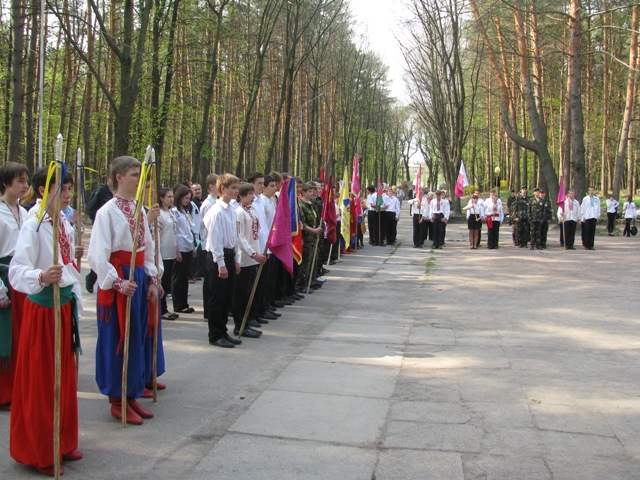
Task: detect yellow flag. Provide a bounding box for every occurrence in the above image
[339,166,351,245]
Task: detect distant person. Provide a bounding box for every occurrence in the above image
[562,190,580,250]
[605,194,619,236]
[622,195,636,237]
[580,187,601,250]
[463,194,485,249]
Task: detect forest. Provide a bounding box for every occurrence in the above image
[0,0,638,211]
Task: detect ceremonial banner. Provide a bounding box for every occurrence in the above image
[267,179,293,274]
[288,178,303,265]
[454,161,469,198]
[339,167,351,245]
[376,177,384,209]
[322,176,337,244]
[415,164,422,200]
[556,176,566,212]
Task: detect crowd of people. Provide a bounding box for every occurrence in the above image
[0,157,371,476]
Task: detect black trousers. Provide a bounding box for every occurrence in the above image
[368,212,378,244]
[232,263,259,329]
[487,221,501,248]
[564,220,577,248]
[387,213,398,244]
[160,259,175,314]
[432,214,445,247]
[607,212,617,234]
[476,223,482,247]
[205,250,236,342]
[172,250,192,311]
[412,214,422,247]
[583,218,597,248]
[541,221,549,246]
[623,218,632,236]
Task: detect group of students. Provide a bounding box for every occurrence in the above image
[365,186,402,246]
[407,189,454,249]
[0,156,345,476]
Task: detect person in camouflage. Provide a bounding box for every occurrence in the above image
[539,188,553,248]
[528,188,546,250]
[507,189,517,245]
[298,182,322,293]
[513,186,530,248]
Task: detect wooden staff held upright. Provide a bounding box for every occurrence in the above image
[52,134,64,480]
[150,149,160,403]
[121,146,152,427]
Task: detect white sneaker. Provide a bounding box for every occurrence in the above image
[315,276,326,283]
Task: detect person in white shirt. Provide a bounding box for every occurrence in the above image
[157,188,179,320]
[484,189,504,249]
[622,195,637,237]
[0,161,29,409]
[562,190,581,249]
[580,187,601,250]
[88,156,161,425]
[199,173,218,319]
[386,187,401,245]
[462,195,485,249]
[430,190,450,248]
[203,174,242,348]
[420,191,435,247]
[9,168,84,474]
[467,189,486,247]
[171,184,196,314]
[407,194,423,248]
[605,194,620,236]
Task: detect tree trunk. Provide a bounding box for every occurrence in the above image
[8,0,25,162]
[568,0,587,197]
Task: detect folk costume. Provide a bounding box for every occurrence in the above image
[88,195,163,423]
[0,200,28,406]
[8,210,82,471]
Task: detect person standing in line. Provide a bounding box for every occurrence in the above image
[622,195,636,237]
[513,186,530,248]
[462,194,485,249]
[0,162,29,410]
[420,191,435,247]
[562,190,580,249]
[88,156,161,425]
[157,188,179,320]
[580,187,601,250]
[528,188,545,250]
[386,187,401,246]
[199,173,218,319]
[468,189,485,247]
[171,184,196,314]
[408,194,422,248]
[430,190,449,249]
[507,189,517,246]
[539,188,553,248]
[9,168,84,475]
[605,194,619,236]
[484,189,504,249]
[365,185,378,245]
[203,174,242,348]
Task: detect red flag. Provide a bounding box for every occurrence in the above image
[267,179,293,274]
[415,165,422,200]
[322,176,337,244]
[556,176,566,212]
[351,155,360,197]
[320,168,325,183]
[455,161,469,198]
[289,179,303,265]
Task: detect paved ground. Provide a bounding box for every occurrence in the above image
[1,206,639,479]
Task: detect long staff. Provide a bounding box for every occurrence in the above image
[325,244,333,268]
[236,246,268,339]
[150,150,160,403]
[75,148,83,270]
[53,134,64,480]
[121,146,152,427]
[306,235,321,293]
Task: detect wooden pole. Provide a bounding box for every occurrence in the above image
[53,134,63,480]
[306,235,321,292]
[325,244,333,268]
[121,146,152,427]
[150,150,160,403]
[74,148,82,381]
[236,247,268,339]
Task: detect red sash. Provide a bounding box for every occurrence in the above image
[97,250,145,354]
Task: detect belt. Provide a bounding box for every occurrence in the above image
[223,248,235,254]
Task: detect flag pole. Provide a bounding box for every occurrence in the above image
[53,134,63,480]
[306,235,321,292]
[325,244,332,268]
[237,247,268,339]
[150,149,160,403]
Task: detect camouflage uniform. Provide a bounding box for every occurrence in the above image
[298,200,320,288]
[513,195,530,247]
[540,195,553,248]
[528,196,546,249]
[507,194,517,245]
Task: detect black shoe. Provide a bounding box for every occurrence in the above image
[234,327,261,338]
[267,309,282,317]
[249,318,263,327]
[321,268,330,275]
[570,247,576,250]
[262,312,278,320]
[530,246,535,250]
[176,307,195,314]
[85,275,94,294]
[210,337,235,348]
[299,287,314,294]
[257,318,269,325]
[291,294,303,300]
[223,333,242,345]
[272,301,286,308]
[311,282,322,290]
[536,245,542,250]
[285,296,297,303]
[280,298,293,306]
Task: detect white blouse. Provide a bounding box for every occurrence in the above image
[172,207,195,253]
[623,201,637,219]
[563,199,581,222]
[236,205,260,267]
[88,198,159,291]
[9,214,83,313]
[157,209,178,260]
[463,202,486,220]
[483,198,504,223]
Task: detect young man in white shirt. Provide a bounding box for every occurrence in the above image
[580,187,601,250]
[562,190,580,249]
[430,190,450,249]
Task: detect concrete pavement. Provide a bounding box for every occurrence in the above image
[1,207,640,479]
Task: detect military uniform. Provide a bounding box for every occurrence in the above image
[507,194,517,245]
[528,196,546,249]
[513,194,530,247]
[298,199,320,288]
[540,195,553,248]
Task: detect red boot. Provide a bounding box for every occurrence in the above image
[109,397,143,425]
[63,450,83,462]
[145,381,166,390]
[127,398,154,419]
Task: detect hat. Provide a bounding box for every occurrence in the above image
[520,185,527,189]
[540,188,546,193]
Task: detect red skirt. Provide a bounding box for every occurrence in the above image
[0,289,26,405]
[10,299,78,469]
